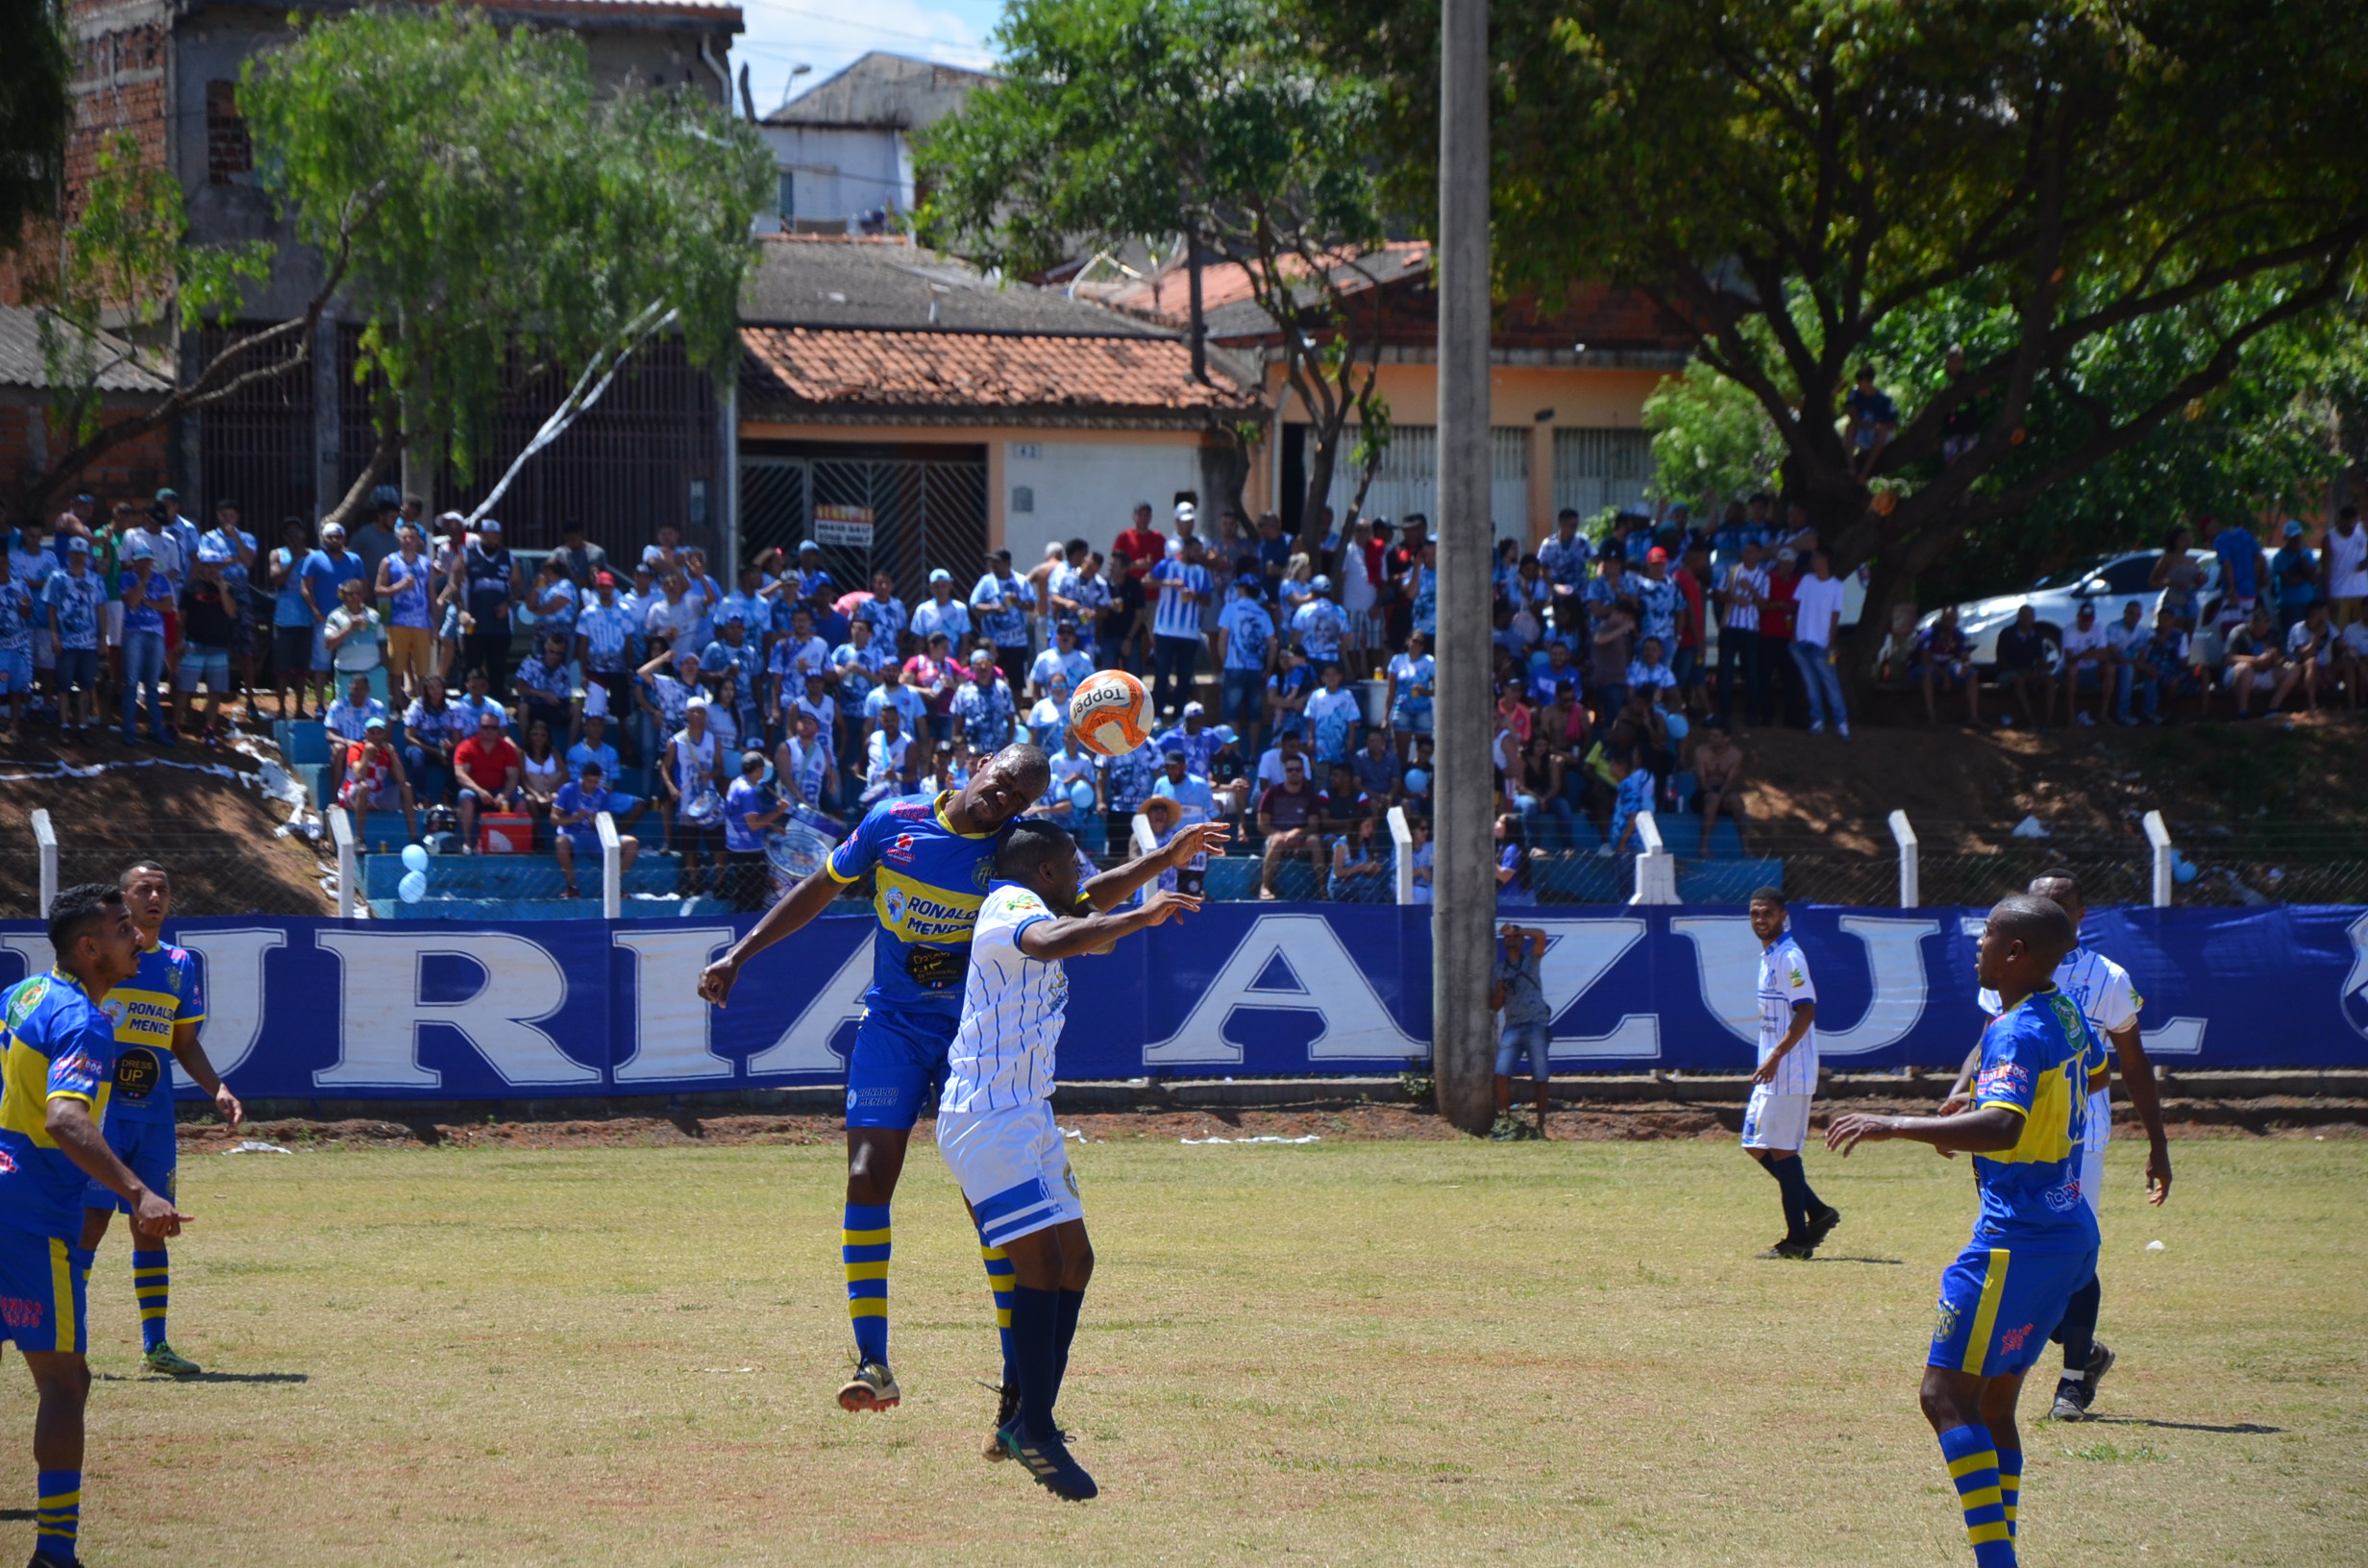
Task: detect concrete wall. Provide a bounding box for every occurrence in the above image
[999,435,1210,566]
[755,126,908,227]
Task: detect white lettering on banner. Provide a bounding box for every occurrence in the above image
[167,928,284,1083]
[0,935,55,984]
[313,930,598,1090]
[1526,918,1660,1060]
[744,939,872,1075]
[612,927,735,1082]
[1672,916,1939,1056]
[2142,1017,2206,1056]
[1143,914,1423,1066]
[2343,912,2368,1041]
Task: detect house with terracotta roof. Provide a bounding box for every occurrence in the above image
[1084,242,1698,545]
[734,235,1259,590]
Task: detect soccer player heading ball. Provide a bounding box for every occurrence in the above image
[696,742,1225,1445]
[1826,894,2106,1568]
[941,820,1202,1500]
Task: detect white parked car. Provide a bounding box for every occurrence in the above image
[1918,550,2227,670]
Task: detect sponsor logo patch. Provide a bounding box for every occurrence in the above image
[0,1296,46,1331]
[2000,1322,2032,1355]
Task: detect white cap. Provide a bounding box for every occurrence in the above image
[1174,501,1196,522]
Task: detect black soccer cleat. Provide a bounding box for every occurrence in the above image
[1804,1205,1843,1248]
[1756,1237,1815,1261]
[2084,1340,2116,1391]
[2048,1375,2094,1422]
[983,1383,1021,1460]
[999,1422,1098,1501]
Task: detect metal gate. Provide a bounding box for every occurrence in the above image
[740,451,989,602]
[194,324,316,526]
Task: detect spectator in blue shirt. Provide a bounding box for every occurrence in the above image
[2269,519,2319,632]
[722,749,788,912]
[299,521,368,690]
[1216,577,1277,752]
[951,647,1016,752]
[970,549,1034,669]
[1607,750,1656,855]
[564,711,621,786]
[909,568,972,648]
[1350,723,1402,805]
[2202,512,2266,620]
[551,761,646,899]
[1147,537,1213,719]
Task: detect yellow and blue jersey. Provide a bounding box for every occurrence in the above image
[826,791,1012,1015]
[0,971,121,1239]
[98,942,203,1127]
[1967,986,2103,1255]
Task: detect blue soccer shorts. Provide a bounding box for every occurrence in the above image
[0,1228,91,1356]
[1927,1240,2099,1379]
[844,1007,960,1130]
[83,1115,177,1216]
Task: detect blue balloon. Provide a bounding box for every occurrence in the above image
[398,870,429,903]
[400,844,430,874]
[2173,858,2199,885]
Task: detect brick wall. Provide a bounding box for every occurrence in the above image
[0,401,170,518]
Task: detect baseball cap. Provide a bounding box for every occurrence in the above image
[1182,699,1205,717]
[929,568,952,583]
[155,487,179,502]
[370,484,401,509]
[2077,600,2096,616]
[2282,520,2306,538]
[1174,501,1196,522]
[66,537,91,555]
[1312,575,1332,592]
[1213,723,1237,743]
[1646,547,1669,563]
[799,540,821,554]
[320,522,347,539]
[365,715,390,732]
[685,695,711,710]
[595,571,615,588]
[438,510,466,526]
[479,518,503,533]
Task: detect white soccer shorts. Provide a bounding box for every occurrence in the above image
[2080,1085,2112,1217]
[938,1099,1084,1248]
[1740,1086,1813,1152]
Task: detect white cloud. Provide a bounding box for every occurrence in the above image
[729,0,1001,111]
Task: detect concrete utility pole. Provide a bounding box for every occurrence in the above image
[1434,0,1494,1136]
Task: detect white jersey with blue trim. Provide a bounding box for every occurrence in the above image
[1979,943,2137,1090]
[942,881,1067,1115]
[1755,934,1819,1094]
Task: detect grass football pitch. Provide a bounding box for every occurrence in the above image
[7,1134,2362,1566]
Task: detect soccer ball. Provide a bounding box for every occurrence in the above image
[1069,670,1152,757]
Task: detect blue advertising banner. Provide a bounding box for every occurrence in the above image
[0,904,2360,1100]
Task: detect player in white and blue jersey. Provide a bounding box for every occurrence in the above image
[698,743,1225,1422]
[1829,894,2104,1568]
[1743,888,1840,1258]
[1944,870,2171,1422]
[941,819,1202,1501]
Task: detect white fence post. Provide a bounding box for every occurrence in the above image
[330,807,357,919]
[1629,810,1679,904]
[1131,811,1156,858]
[1888,809,1919,908]
[29,809,57,919]
[1389,805,1415,904]
[2143,810,2174,908]
[597,811,623,919]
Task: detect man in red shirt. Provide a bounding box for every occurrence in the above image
[1112,502,1166,582]
[452,710,526,849]
[1676,540,1711,708]
[1255,751,1326,900]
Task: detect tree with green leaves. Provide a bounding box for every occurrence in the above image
[1304,0,2368,667]
[916,0,1393,534]
[237,6,769,521]
[0,0,70,253]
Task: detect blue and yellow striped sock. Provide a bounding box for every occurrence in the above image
[1938,1424,2016,1567]
[1997,1451,2020,1540]
[843,1203,891,1364]
[979,1239,1016,1386]
[132,1247,169,1353]
[35,1468,80,1563]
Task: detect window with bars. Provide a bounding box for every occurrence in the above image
[1551,427,1652,523]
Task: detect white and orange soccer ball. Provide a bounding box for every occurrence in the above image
[1069,669,1152,757]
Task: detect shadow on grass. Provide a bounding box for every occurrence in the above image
[1809,1255,1907,1265]
[94,1370,309,1384]
[2084,1414,2285,1435]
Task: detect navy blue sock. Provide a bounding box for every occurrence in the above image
[1763,1154,1808,1239]
[1011,1285,1062,1441]
[1780,1154,1828,1216]
[2052,1273,2102,1371]
[1052,1286,1086,1408]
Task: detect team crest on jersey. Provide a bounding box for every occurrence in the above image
[165,959,185,993]
[6,977,46,1028]
[1932,1299,1960,1345]
[974,858,994,892]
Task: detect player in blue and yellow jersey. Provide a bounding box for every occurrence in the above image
[1827,894,2104,1568]
[698,741,1225,1434]
[79,861,243,1378]
[1,884,187,1568]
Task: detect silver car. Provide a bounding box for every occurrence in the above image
[1919,550,2227,670]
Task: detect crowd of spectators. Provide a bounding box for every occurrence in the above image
[6,469,2364,908]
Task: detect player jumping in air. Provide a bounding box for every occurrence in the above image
[1941,870,2170,1422]
[81,861,244,1377]
[1827,894,2104,1568]
[0,885,189,1568]
[1743,889,1840,1259]
[941,820,1202,1501]
[696,742,1225,1436]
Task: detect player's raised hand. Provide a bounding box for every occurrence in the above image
[1165,821,1232,867]
[1824,1113,1894,1157]
[1141,890,1202,926]
[698,954,741,1008]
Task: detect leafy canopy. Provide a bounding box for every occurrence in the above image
[238,5,768,481]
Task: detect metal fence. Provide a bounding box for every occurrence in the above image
[739,449,990,591]
[0,824,336,921]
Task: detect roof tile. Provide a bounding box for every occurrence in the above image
[740,326,1257,417]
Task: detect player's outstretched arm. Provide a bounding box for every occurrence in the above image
[1827,1105,2020,1158]
[48,1097,185,1239]
[1021,891,1201,962]
[2106,1021,2173,1204]
[699,867,847,1007]
[1078,822,1233,912]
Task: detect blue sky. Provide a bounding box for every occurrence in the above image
[728,0,1003,113]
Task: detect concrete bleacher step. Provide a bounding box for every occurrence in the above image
[1675,858,1785,903]
[359,850,690,900]
[365,895,736,921]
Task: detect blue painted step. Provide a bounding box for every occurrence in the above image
[360,850,691,900]
[1675,858,1784,903]
[364,895,737,921]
